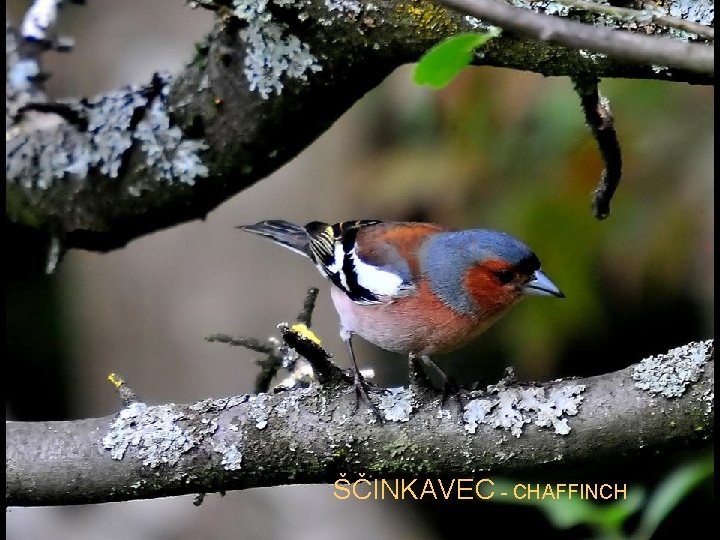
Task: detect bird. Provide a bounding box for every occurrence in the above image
[238,219,564,416]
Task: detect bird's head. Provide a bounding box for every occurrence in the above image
[421,229,564,319]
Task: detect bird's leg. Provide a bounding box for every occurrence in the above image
[343,333,384,423]
[408,352,434,394]
[419,355,466,414]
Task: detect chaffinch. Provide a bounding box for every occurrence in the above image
[239,220,564,414]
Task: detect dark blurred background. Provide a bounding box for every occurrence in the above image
[6,1,713,539]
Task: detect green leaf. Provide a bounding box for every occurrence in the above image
[414,29,501,89]
[536,488,645,534]
[635,454,713,540]
[482,479,645,537]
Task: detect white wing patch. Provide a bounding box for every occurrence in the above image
[349,249,407,298]
[328,242,348,289]
[326,242,345,274]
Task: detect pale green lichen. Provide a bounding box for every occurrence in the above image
[463,14,500,34]
[325,0,364,16]
[102,402,198,467]
[511,0,569,18]
[632,340,711,398]
[103,396,254,471]
[378,387,415,422]
[668,0,715,26]
[213,440,244,470]
[247,393,271,429]
[6,73,209,189]
[233,1,322,99]
[275,390,303,415]
[579,48,608,62]
[701,388,714,414]
[463,384,586,437]
[669,28,698,41]
[462,398,495,434]
[85,88,149,178]
[134,81,209,184]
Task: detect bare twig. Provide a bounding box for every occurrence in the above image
[435,0,714,74]
[278,322,342,384]
[259,288,329,391]
[552,0,715,40]
[205,334,273,354]
[296,287,319,327]
[107,373,140,407]
[572,75,622,220]
[205,333,281,392]
[206,288,332,392]
[253,339,287,394]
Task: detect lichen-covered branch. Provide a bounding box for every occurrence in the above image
[6,340,713,507]
[6,1,714,266]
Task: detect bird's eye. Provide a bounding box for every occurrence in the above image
[494,269,514,284]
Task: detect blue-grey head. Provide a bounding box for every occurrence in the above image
[419,229,564,317]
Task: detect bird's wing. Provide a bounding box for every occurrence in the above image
[307,221,447,305]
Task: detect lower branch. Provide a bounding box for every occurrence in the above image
[6,340,713,507]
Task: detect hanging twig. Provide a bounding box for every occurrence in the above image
[573,75,622,220]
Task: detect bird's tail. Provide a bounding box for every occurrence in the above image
[237,220,317,259]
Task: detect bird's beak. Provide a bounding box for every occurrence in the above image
[523,270,565,298]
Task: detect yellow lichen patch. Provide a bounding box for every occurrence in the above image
[398,1,458,35]
[107,372,125,389]
[290,323,322,345]
[405,4,428,19]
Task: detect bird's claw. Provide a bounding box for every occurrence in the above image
[408,355,435,396]
[441,377,466,418]
[409,355,465,419]
[353,370,384,424]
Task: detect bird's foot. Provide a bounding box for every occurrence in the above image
[409,355,465,418]
[440,376,467,418]
[352,369,385,424]
[408,355,436,397]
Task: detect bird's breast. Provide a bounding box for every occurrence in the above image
[330,282,502,355]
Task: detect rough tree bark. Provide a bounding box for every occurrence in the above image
[6,340,714,507]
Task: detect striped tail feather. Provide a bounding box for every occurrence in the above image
[237,220,317,259]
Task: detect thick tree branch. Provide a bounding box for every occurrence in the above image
[6,340,713,507]
[6,1,714,266]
